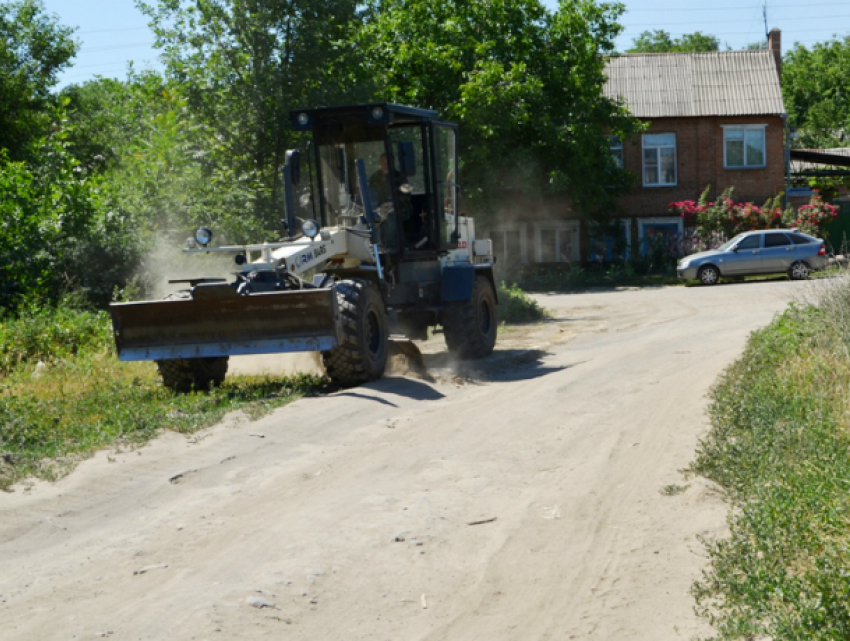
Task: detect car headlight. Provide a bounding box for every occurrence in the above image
[301,219,320,238]
[679,258,690,269]
[194,226,213,247]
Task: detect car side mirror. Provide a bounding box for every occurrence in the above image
[732,246,739,253]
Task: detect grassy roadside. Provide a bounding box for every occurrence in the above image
[0,304,325,491]
[689,277,850,639]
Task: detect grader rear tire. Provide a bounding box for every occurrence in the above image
[443,275,497,360]
[156,357,229,393]
[322,279,388,387]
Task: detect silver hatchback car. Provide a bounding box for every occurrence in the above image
[677,229,828,285]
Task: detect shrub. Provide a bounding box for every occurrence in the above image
[669,185,838,245]
[497,282,548,323]
[0,117,143,312]
[0,297,111,376]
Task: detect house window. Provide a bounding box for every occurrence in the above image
[534,222,580,263]
[488,225,527,268]
[642,133,676,186]
[723,125,766,168]
[609,135,623,168]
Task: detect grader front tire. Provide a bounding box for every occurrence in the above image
[443,275,497,360]
[156,357,229,393]
[322,279,388,387]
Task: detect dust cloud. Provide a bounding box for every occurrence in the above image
[134,233,241,301]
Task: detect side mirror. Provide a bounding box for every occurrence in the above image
[285,149,301,185]
[397,141,416,176]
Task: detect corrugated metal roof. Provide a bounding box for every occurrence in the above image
[603,51,785,118]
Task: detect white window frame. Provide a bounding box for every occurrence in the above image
[637,217,684,256]
[642,133,677,187]
[609,135,623,168]
[487,223,528,265]
[722,124,767,169]
[533,221,580,263]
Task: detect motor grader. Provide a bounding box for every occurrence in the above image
[110,103,498,391]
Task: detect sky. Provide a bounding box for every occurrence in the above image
[42,0,850,89]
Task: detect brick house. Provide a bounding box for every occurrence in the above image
[599,29,787,260]
[485,30,787,268]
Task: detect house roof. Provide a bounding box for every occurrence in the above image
[603,51,785,118]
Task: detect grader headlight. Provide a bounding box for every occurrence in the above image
[194,226,213,247]
[301,219,320,239]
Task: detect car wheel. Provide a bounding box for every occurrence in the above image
[789,261,810,281]
[697,265,719,286]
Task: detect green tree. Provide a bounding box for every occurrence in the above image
[0,107,142,310]
[137,0,362,231]
[66,71,282,247]
[358,0,642,218]
[628,29,719,53]
[783,36,850,148]
[0,0,77,159]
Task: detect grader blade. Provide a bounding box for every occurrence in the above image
[110,287,339,361]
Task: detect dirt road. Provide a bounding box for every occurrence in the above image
[0,280,805,640]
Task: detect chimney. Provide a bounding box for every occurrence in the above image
[768,28,781,81]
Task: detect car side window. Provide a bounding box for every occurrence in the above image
[788,233,814,245]
[764,232,791,247]
[737,235,761,250]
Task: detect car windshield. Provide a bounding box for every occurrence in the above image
[717,234,746,251]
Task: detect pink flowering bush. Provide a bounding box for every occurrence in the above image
[669,186,838,249]
[795,191,838,236]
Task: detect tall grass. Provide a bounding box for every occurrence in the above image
[690,275,850,639]
[0,297,111,375]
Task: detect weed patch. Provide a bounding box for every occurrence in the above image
[689,277,850,639]
[0,298,111,375]
[497,282,548,323]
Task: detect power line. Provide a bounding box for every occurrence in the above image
[624,14,850,27]
[620,26,850,36]
[76,27,150,35]
[622,1,850,12]
[79,41,156,53]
